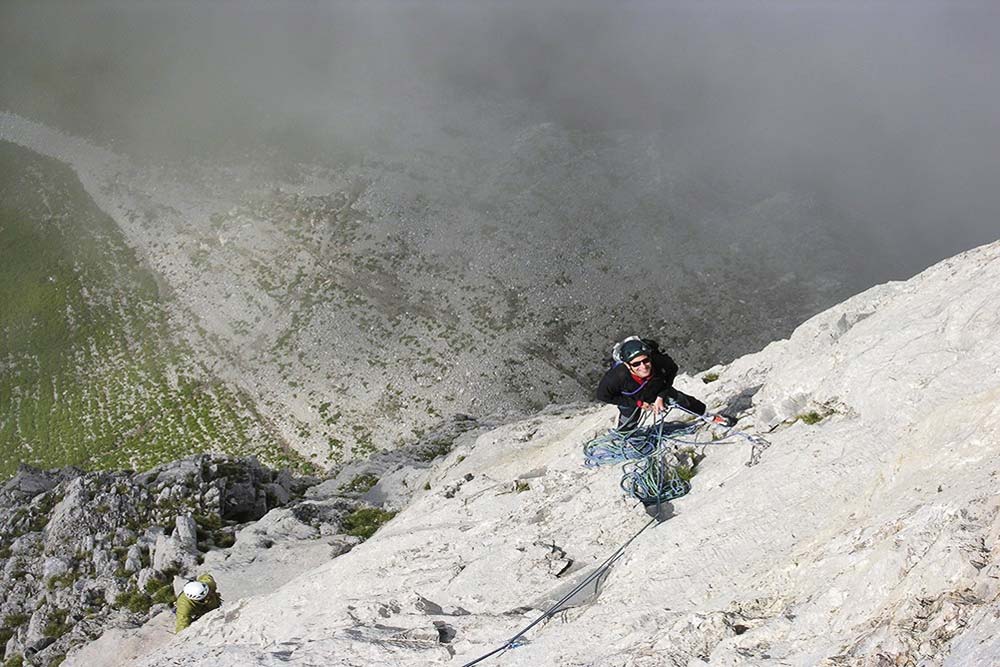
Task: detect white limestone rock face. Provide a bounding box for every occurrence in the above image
[65,611,175,667]
[115,240,1000,666]
[198,500,361,603]
[151,517,199,573]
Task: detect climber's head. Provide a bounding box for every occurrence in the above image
[620,339,653,378]
[183,580,209,602]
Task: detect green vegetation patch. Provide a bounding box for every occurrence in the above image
[415,437,456,462]
[113,590,153,615]
[45,571,78,590]
[41,609,70,639]
[0,141,301,477]
[797,409,833,425]
[144,578,177,606]
[341,473,379,494]
[0,612,28,659]
[675,465,696,482]
[701,372,720,384]
[341,507,397,540]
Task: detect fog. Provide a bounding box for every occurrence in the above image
[2,0,999,274]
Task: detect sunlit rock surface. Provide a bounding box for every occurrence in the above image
[60,240,998,665]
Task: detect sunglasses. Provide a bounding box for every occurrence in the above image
[628,357,652,368]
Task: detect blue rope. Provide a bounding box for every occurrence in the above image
[584,401,773,504]
[583,411,698,469]
[623,412,690,505]
[620,452,691,504]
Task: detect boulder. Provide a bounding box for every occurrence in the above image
[222,477,268,522]
[92,548,111,572]
[1,465,62,500]
[173,515,198,550]
[103,577,129,605]
[138,526,165,550]
[203,485,222,512]
[113,527,137,547]
[151,531,197,573]
[124,545,144,574]
[148,456,203,490]
[264,482,290,507]
[23,635,56,660]
[10,532,42,556]
[2,634,18,662]
[136,568,160,593]
[41,556,71,580]
[45,477,89,547]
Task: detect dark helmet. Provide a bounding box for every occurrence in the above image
[619,339,651,364]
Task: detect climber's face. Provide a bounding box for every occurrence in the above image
[627,355,653,379]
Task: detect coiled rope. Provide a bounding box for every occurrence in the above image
[585,401,773,505]
[583,415,697,467]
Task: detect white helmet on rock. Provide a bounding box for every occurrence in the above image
[183,581,209,602]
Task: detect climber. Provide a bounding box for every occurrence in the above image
[596,337,736,431]
[175,573,222,632]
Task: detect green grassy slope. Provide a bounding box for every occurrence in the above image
[0,141,310,477]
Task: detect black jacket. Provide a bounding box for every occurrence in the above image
[595,349,680,409]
